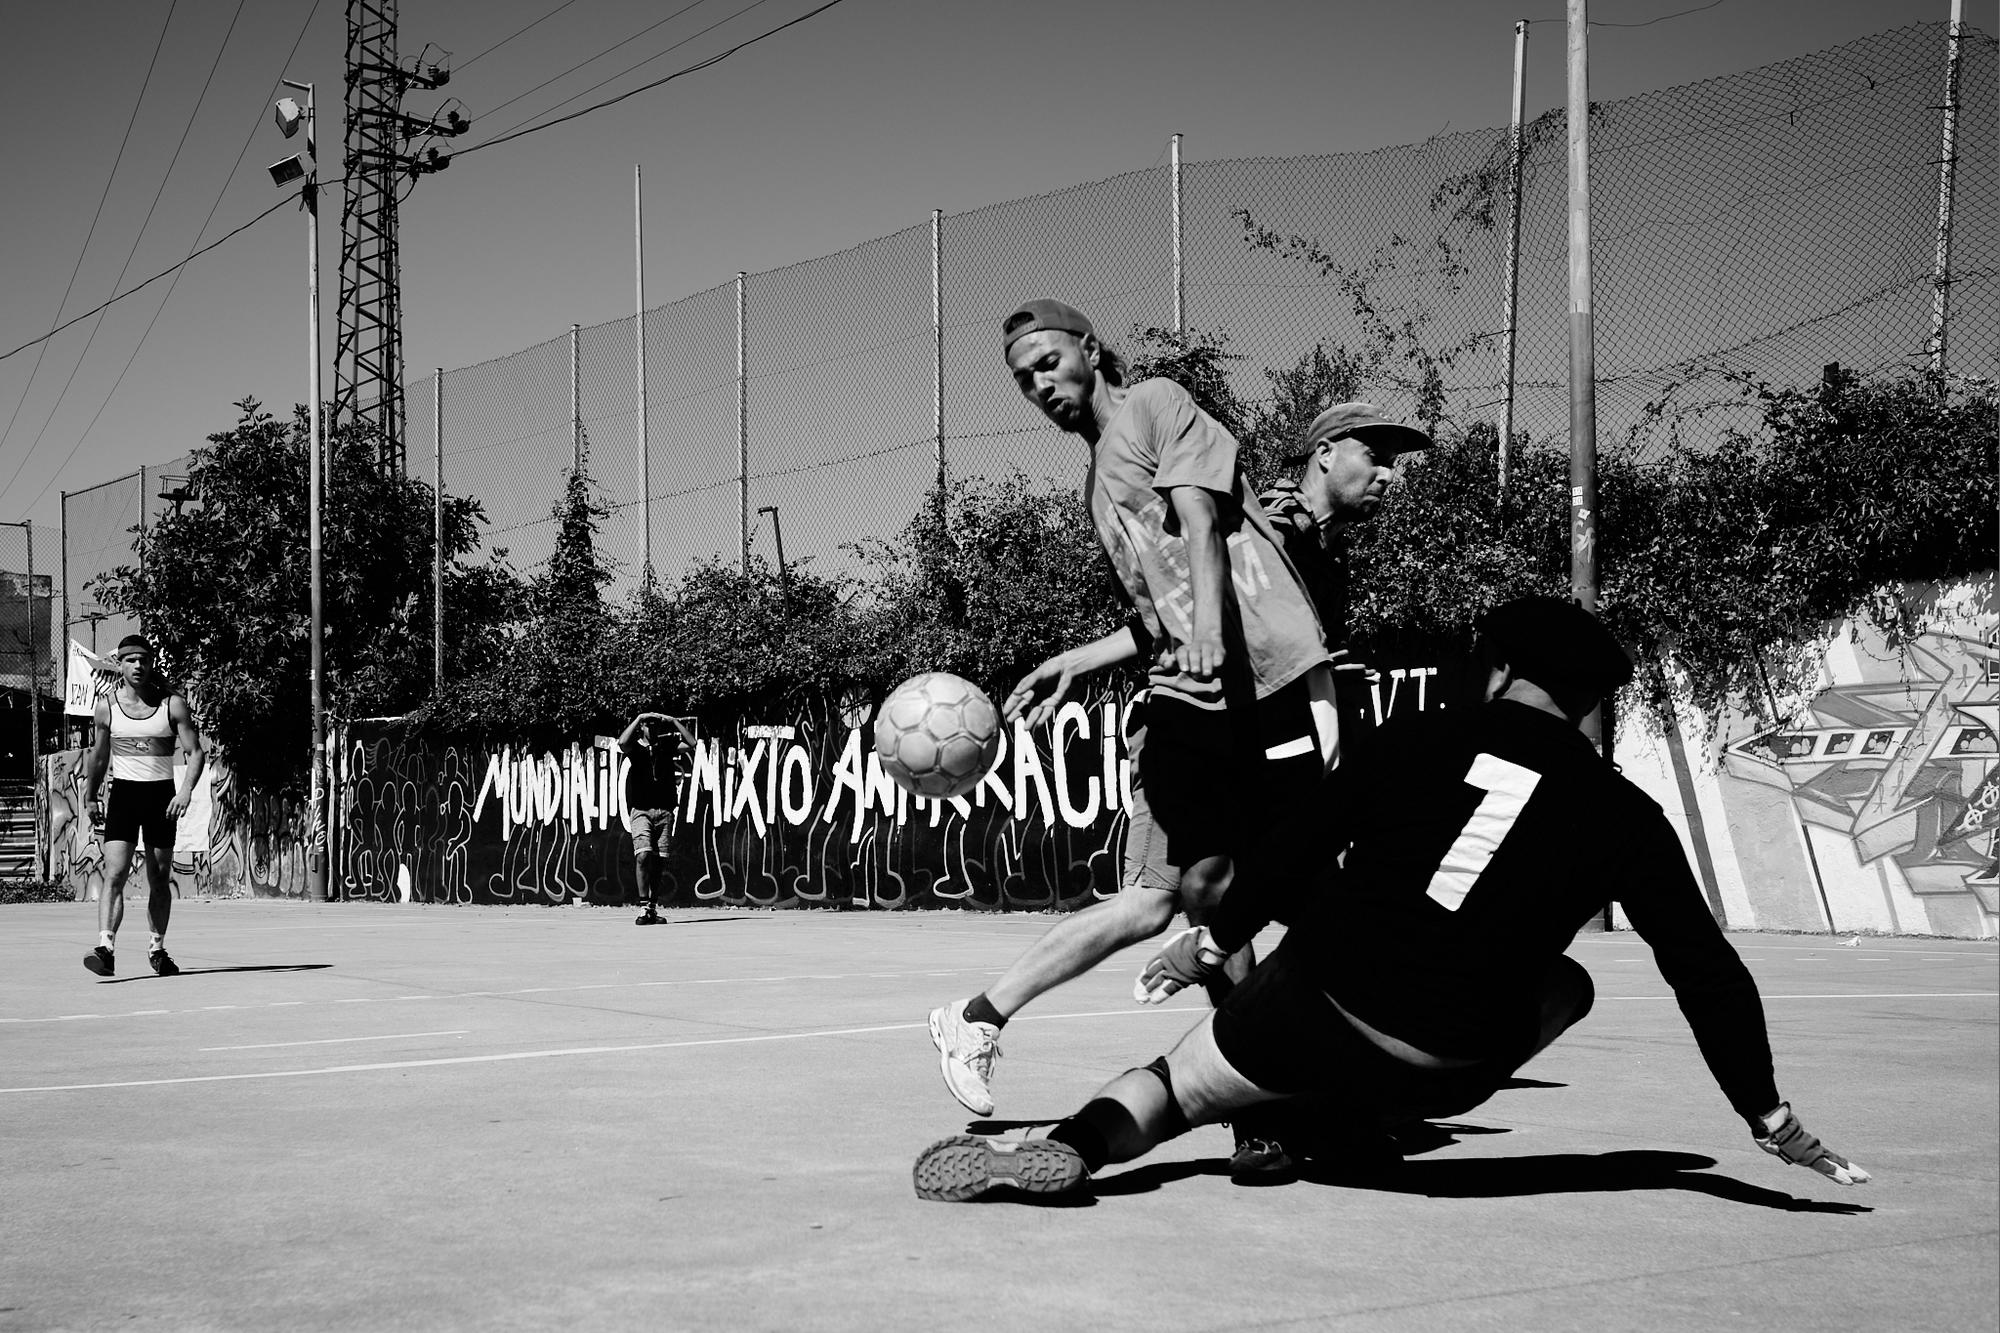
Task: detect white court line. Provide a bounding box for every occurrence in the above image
[0,966,1001,1026]
[200,1030,469,1052]
[0,1005,1201,1095]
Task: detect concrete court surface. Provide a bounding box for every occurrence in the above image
[0,901,1993,1333]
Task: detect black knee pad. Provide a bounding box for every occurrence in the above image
[1133,1056,1191,1139]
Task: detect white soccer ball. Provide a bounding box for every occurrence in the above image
[873,671,1003,800]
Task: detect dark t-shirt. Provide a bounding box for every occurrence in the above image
[1211,700,1781,1123]
[624,733,684,812]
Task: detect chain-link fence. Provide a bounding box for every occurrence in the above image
[69,22,1998,620]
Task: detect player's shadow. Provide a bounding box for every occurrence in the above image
[1299,1146,1872,1215]
[97,964,333,984]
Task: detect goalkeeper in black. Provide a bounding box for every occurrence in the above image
[912,596,1869,1201]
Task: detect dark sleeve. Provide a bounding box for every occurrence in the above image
[1618,809,1781,1127]
[1123,615,1154,660]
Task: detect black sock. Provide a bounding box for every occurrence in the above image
[963,993,1006,1029]
[1048,1096,1147,1174]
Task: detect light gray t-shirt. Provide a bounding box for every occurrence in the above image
[1084,378,1329,707]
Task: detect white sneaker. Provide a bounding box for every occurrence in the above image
[929,999,1001,1116]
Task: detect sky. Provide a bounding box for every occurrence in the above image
[0,0,1945,536]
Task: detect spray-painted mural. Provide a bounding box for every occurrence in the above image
[335,662,1468,911]
[1618,580,1997,939]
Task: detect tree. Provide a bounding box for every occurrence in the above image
[96,398,514,793]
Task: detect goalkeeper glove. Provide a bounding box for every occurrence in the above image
[1133,926,1229,1004]
[1753,1103,1871,1186]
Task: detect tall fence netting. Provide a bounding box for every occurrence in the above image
[62,23,1997,630]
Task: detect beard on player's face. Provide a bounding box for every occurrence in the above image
[1009,331,1097,430]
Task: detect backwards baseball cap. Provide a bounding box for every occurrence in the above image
[1283,401,1433,467]
[1475,596,1634,707]
[1002,299,1094,354]
[114,634,153,659]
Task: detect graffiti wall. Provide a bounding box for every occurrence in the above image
[41,748,312,900]
[335,661,1469,911]
[1616,579,1997,939]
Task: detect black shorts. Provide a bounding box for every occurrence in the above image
[1211,933,1518,1117]
[1139,674,1327,871]
[104,778,178,850]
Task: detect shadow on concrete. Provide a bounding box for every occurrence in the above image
[96,964,333,984]
[1300,1147,1873,1215]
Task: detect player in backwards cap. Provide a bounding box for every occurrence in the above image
[80,635,205,978]
[913,596,1870,1200]
[926,299,1338,1175]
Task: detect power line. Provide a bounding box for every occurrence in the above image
[457,0,588,73]
[1526,0,1729,27]
[3,0,254,511]
[468,0,725,130]
[0,0,180,461]
[0,198,293,369]
[9,0,327,520]
[472,0,774,146]
[458,0,850,159]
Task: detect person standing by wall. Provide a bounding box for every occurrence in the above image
[619,711,695,924]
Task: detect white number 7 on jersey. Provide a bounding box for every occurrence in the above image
[1426,753,1542,911]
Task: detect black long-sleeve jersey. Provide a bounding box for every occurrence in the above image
[1211,698,1781,1126]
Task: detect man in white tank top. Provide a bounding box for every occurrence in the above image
[80,635,205,978]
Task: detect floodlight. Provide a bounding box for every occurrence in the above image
[269,155,307,187]
[274,97,304,139]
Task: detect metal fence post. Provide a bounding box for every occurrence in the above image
[1500,19,1529,501]
[1929,0,1965,375]
[570,323,582,474]
[1171,132,1184,334]
[433,367,443,698]
[737,271,748,574]
[636,164,651,586]
[932,209,945,508]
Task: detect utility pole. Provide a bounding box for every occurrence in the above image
[1567,0,1601,751]
[335,0,466,473]
[1499,20,1529,502]
[274,78,329,900]
[1928,0,1965,376]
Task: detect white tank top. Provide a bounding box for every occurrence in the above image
[109,696,176,782]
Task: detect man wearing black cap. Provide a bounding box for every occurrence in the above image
[80,635,204,978]
[914,596,1871,1201]
[926,300,1337,1175]
[1259,401,1432,646]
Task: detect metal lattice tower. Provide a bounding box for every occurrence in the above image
[335,0,460,474]
[336,0,404,471]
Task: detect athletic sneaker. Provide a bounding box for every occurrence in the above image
[928,999,1000,1116]
[84,946,114,977]
[913,1135,1087,1202]
[149,948,179,977]
[1229,1130,1296,1183]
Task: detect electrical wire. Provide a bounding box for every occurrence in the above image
[1526,0,1729,27]
[456,0,589,73]
[8,0,326,519]
[0,0,180,461]
[467,0,724,130]
[3,0,257,512]
[458,0,850,159]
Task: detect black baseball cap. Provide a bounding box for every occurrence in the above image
[1002,299,1094,354]
[1282,401,1433,467]
[1475,596,1633,702]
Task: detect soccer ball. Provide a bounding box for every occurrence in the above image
[874,672,1003,799]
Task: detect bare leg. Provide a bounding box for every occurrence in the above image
[142,844,174,939]
[983,887,1179,1018]
[99,840,135,941]
[1053,1013,1286,1169]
